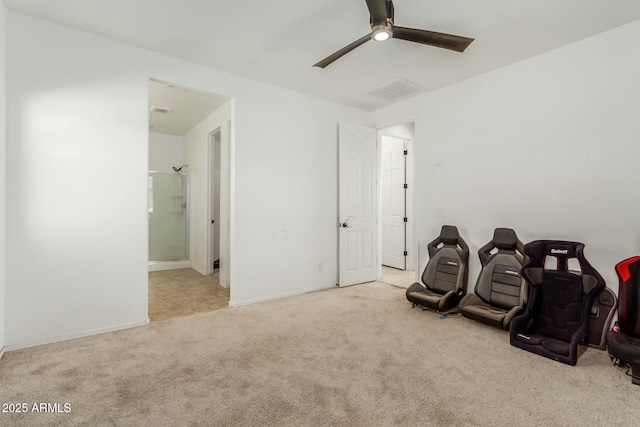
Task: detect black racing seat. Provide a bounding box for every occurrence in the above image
[459,228,527,330]
[607,256,640,385]
[510,240,605,365]
[406,225,469,313]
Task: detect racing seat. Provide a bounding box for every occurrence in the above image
[406,225,469,313]
[459,228,527,330]
[510,240,605,365]
[607,256,640,385]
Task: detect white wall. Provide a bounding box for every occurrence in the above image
[183,101,231,277]
[149,132,184,173]
[231,90,372,305]
[5,12,369,348]
[372,20,640,295]
[380,123,415,140]
[0,1,7,353]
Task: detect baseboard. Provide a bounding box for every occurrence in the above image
[229,284,335,308]
[148,261,191,272]
[4,319,150,352]
[191,264,206,275]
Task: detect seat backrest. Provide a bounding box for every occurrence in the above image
[615,256,640,339]
[474,228,526,310]
[522,240,605,342]
[422,225,469,295]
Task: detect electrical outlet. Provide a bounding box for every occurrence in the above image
[433,208,445,218]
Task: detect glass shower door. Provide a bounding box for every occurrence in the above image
[148,172,188,262]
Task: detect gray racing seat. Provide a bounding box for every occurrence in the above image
[406,225,469,312]
[459,228,527,330]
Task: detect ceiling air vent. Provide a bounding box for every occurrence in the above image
[368,77,424,101]
[149,105,173,114]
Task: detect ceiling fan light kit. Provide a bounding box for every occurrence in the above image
[314,0,474,68]
[371,24,393,41]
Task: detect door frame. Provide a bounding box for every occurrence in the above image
[206,127,221,276]
[377,120,416,278]
[206,120,232,292]
[147,78,236,311]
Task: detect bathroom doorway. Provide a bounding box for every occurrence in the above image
[147,79,231,321]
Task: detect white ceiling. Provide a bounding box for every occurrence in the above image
[6,1,640,111]
[148,80,228,136]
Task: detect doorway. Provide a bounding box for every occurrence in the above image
[336,121,415,288]
[379,122,415,288]
[207,129,225,283]
[147,78,232,320]
[205,120,231,289]
[210,129,221,272]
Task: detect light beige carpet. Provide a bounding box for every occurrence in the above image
[0,282,638,426]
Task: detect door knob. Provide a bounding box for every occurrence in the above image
[339,218,351,228]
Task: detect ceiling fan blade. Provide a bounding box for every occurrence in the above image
[366,0,389,26]
[392,26,474,52]
[313,34,371,68]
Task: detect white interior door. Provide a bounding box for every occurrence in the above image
[381,135,406,269]
[339,122,378,287]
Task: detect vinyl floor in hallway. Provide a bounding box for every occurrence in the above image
[148,268,230,321]
[380,266,416,288]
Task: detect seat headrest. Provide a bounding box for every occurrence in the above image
[440,225,460,244]
[544,244,576,259]
[524,240,582,261]
[493,228,518,250]
[616,256,640,282]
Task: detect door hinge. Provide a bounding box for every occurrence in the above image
[404,150,408,155]
[403,183,408,189]
[403,217,408,222]
[404,251,408,256]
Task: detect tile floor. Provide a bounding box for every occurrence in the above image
[379,266,416,288]
[148,268,230,321]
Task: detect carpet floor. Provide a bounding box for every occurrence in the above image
[0,282,637,426]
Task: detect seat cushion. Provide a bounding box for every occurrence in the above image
[608,330,640,364]
[460,294,507,329]
[406,283,442,311]
[511,331,580,364]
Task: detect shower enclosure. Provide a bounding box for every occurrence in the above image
[148,171,189,269]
